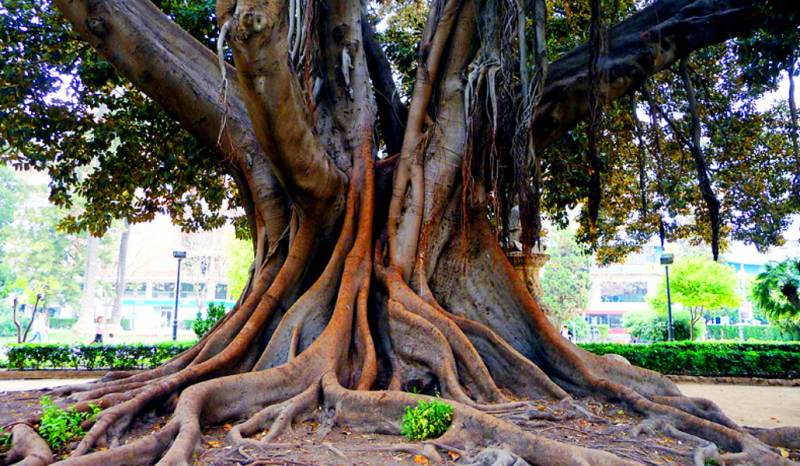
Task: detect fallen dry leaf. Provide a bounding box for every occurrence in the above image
[414,454,429,465]
[447,450,461,461]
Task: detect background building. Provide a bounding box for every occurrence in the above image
[582,225,800,342]
[96,215,237,336]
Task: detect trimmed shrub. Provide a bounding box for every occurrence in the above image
[706,324,800,342]
[579,341,800,378]
[6,342,195,370]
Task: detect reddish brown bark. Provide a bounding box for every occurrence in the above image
[10,0,799,465]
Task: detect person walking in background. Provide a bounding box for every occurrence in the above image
[28,312,48,343]
[92,315,105,344]
[560,324,571,342]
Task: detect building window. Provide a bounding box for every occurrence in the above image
[152,282,175,299]
[159,307,172,327]
[180,282,194,298]
[215,284,228,300]
[124,282,147,297]
[600,281,648,302]
[608,314,623,329]
[586,314,609,326]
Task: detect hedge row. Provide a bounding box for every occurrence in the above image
[6,342,194,370]
[6,341,800,377]
[706,324,800,342]
[580,342,800,378]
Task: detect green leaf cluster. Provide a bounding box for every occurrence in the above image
[649,257,740,314]
[751,258,800,323]
[624,309,695,342]
[193,302,227,338]
[541,226,593,324]
[38,396,100,449]
[400,398,453,441]
[0,0,238,236]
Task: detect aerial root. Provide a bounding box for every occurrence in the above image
[228,381,320,447]
[3,424,52,466]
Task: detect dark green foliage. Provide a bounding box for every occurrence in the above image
[706,324,800,342]
[751,258,800,322]
[38,396,100,449]
[192,302,227,338]
[625,310,694,342]
[0,0,238,236]
[580,342,800,378]
[7,342,194,370]
[400,398,453,441]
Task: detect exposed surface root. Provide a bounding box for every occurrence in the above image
[3,424,52,466]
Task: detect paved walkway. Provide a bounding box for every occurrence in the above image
[677,383,800,428]
[0,378,97,392]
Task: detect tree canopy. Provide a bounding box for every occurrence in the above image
[1,0,798,260]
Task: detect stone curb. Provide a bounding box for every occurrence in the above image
[667,375,800,386]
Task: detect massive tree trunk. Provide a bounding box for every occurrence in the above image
[13,0,799,464]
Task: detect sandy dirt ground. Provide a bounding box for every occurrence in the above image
[677,383,800,428]
[1,379,797,465]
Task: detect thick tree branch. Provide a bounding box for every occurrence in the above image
[51,0,289,250]
[679,58,721,260]
[533,0,800,150]
[217,0,348,216]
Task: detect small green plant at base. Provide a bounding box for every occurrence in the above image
[38,396,101,449]
[0,431,11,452]
[400,398,453,441]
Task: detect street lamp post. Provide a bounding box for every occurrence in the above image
[172,250,187,341]
[660,253,675,341]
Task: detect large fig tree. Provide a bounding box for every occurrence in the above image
[2,0,800,464]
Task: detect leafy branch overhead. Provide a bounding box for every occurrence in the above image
[752,257,800,322]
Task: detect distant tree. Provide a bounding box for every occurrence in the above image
[624,309,694,342]
[541,227,593,326]
[650,257,740,340]
[224,237,254,301]
[751,258,800,324]
[3,183,86,309]
[0,166,21,299]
